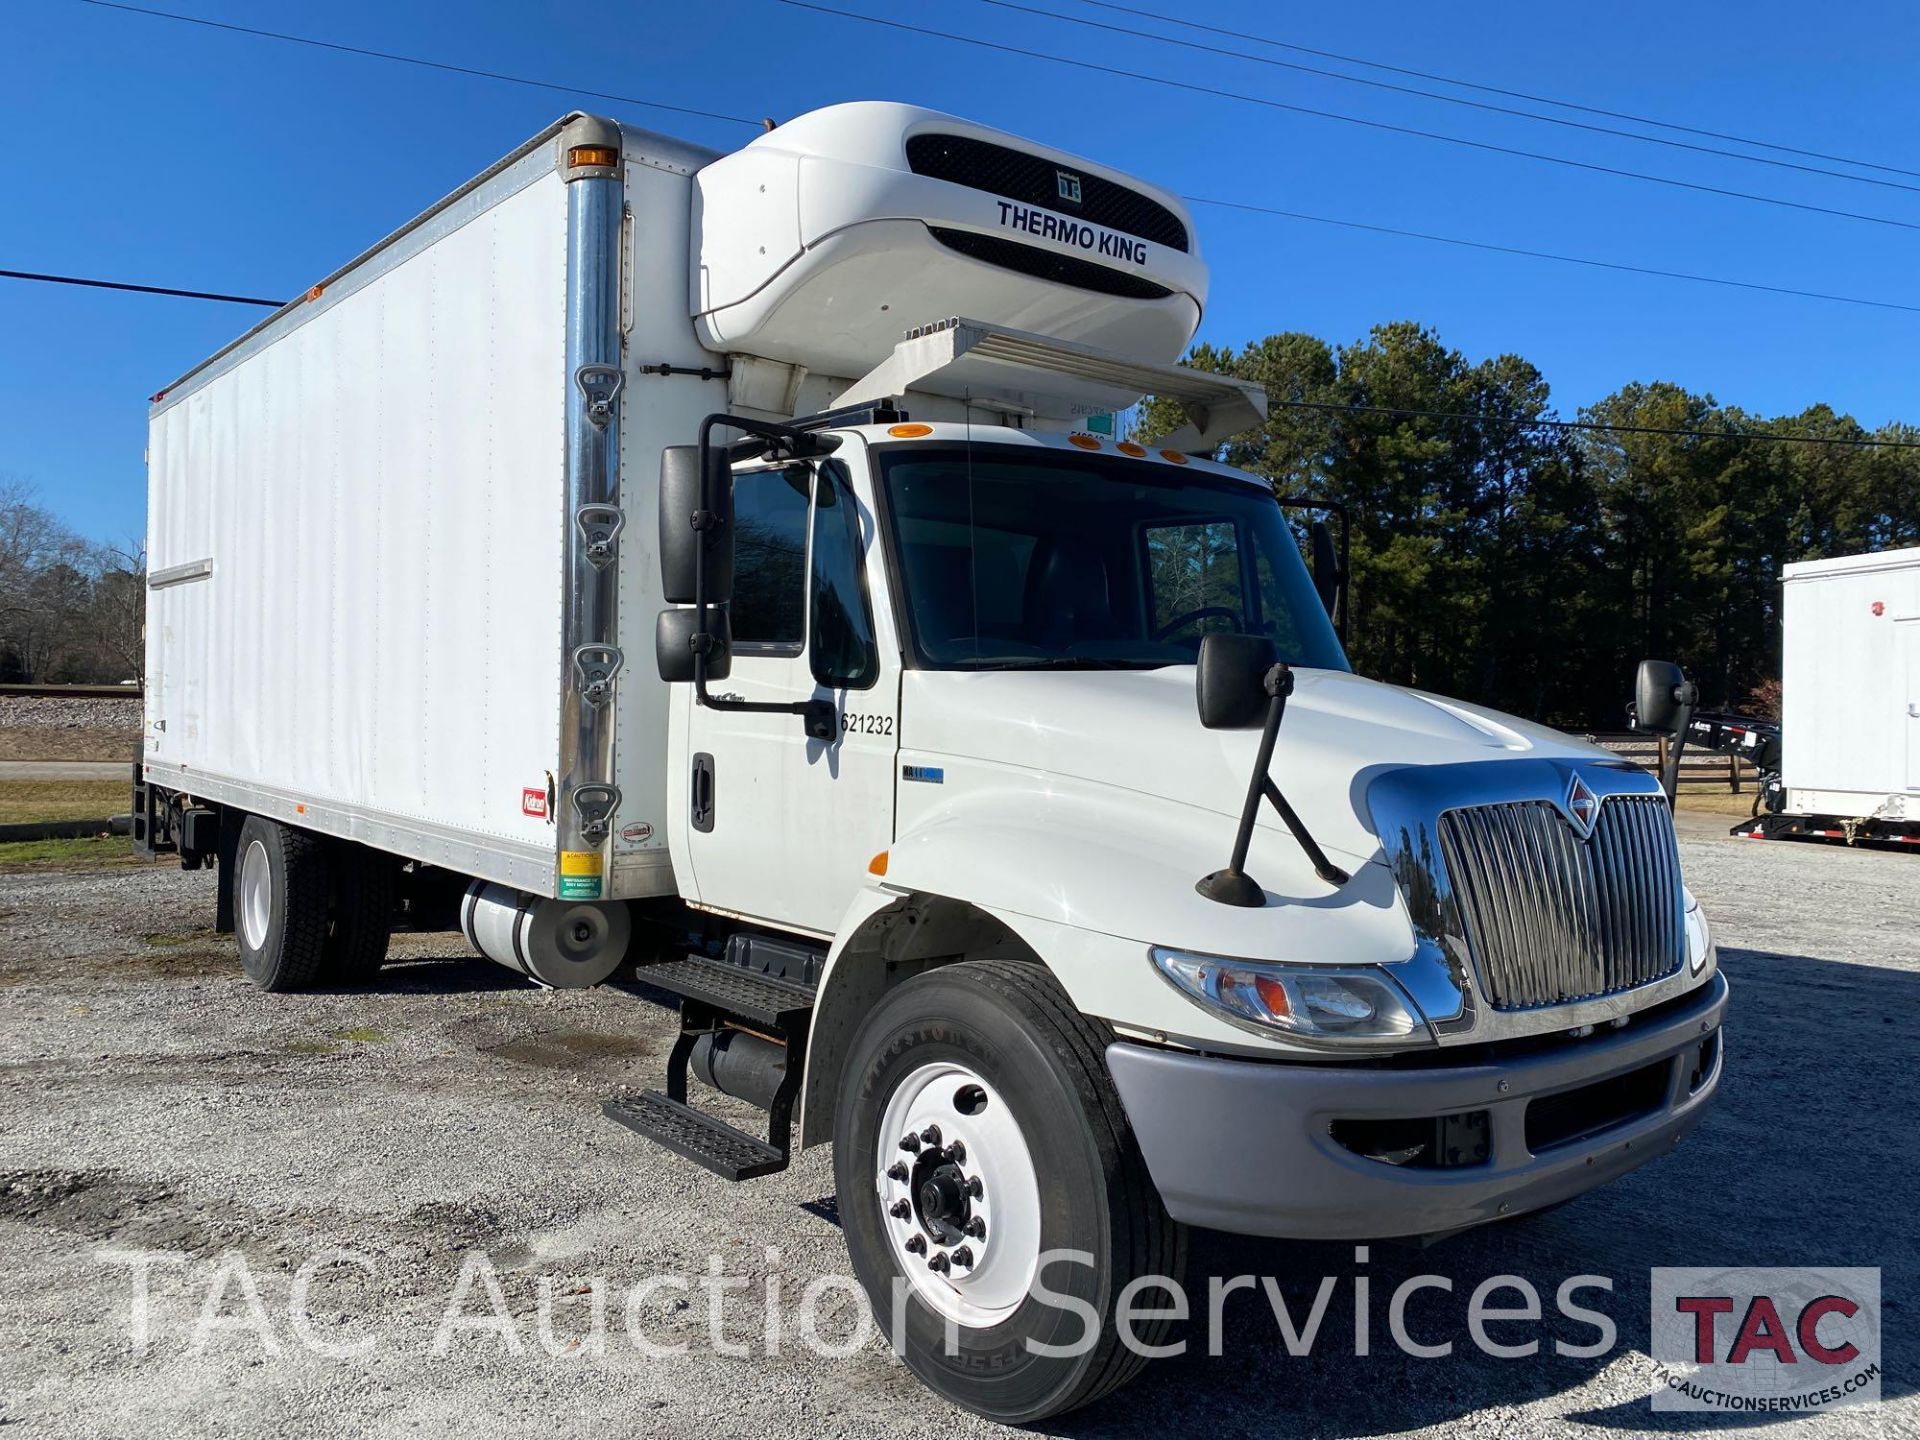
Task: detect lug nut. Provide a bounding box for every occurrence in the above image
[899,1134,920,1153]
[887,1162,909,1182]
[927,1252,950,1274]
[950,1245,974,1268]
[966,1176,983,1199]
[965,1218,986,1240]
[946,1140,967,1165]
[905,1234,926,1255]
[920,1124,942,1147]
[889,1200,911,1219]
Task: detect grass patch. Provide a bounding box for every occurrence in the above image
[0,779,126,825]
[0,835,143,872]
[330,1026,392,1045]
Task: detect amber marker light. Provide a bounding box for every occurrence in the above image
[887,423,933,438]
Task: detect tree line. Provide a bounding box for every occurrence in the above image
[1147,323,1920,727]
[0,478,145,684]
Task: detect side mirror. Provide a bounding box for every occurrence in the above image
[1309,518,1341,620]
[1633,659,1696,736]
[1196,633,1278,730]
[658,445,734,606]
[655,607,732,684]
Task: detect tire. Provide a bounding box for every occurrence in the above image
[322,842,395,983]
[834,959,1185,1424]
[234,815,330,993]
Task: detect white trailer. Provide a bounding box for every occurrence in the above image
[138,103,1726,1421]
[1741,544,1920,843]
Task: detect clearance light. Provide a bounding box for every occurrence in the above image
[868,851,890,877]
[568,145,619,169]
[1117,441,1147,457]
[887,423,933,438]
[1149,946,1433,1048]
[1068,433,1102,450]
[1158,449,1189,465]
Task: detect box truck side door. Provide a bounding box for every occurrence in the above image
[1902,618,1920,793]
[682,453,899,934]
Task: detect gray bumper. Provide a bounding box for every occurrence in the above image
[1107,970,1727,1240]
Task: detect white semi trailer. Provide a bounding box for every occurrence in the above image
[137,103,1726,1420]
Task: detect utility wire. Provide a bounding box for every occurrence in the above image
[1055,0,1920,183]
[1184,197,1920,316]
[980,0,1920,196]
[71,0,764,129]
[1258,398,1920,452]
[778,0,1920,234]
[63,0,1920,314]
[0,268,284,307]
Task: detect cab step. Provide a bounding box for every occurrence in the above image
[606,950,816,1182]
[601,1092,789,1182]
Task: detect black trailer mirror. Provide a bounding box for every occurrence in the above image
[1634,659,1696,736]
[1196,633,1278,730]
[656,606,732,684]
[1309,518,1342,621]
[658,445,734,606]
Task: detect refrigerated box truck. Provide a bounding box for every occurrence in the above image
[136,103,1726,1421]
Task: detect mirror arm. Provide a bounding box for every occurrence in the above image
[1197,664,1349,906]
[689,411,838,741]
[1656,682,1699,807]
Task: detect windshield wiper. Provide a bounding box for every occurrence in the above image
[948,656,1165,672]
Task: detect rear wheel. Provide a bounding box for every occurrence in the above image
[321,841,395,983]
[235,815,330,993]
[834,960,1184,1423]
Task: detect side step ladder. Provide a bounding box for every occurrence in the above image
[603,953,815,1182]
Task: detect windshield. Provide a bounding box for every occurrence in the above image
[876,444,1349,672]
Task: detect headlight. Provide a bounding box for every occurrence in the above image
[1684,887,1711,974]
[1149,947,1435,1048]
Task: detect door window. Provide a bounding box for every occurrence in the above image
[730,467,810,652]
[1144,520,1243,638]
[809,468,879,689]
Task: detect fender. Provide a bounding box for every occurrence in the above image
[795,782,1413,1147]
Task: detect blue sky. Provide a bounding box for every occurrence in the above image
[4,0,1917,544]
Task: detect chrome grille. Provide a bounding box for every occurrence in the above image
[1438,796,1684,1011]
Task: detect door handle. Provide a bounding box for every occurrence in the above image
[691,752,715,833]
[1909,704,1920,719]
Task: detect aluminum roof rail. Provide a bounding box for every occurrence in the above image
[835,317,1268,452]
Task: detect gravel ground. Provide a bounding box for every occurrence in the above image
[0,822,1913,1439]
[0,695,142,764]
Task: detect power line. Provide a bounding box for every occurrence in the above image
[778,0,1920,234]
[1258,398,1920,451]
[980,0,1920,197]
[1184,197,1920,316]
[0,268,284,307]
[1055,0,1920,183]
[39,1,1920,325]
[71,0,763,129]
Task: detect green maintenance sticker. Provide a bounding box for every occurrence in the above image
[558,850,604,900]
[1083,412,1115,435]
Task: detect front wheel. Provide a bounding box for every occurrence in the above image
[834,960,1184,1423]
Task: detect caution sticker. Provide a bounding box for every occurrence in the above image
[558,849,604,900]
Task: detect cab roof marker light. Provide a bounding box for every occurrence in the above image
[1117,441,1147,457]
[887,423,933,438]
[1158,449,1188,464]
[1068,433,1102,450]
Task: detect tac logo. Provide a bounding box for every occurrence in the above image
[1563,773,1600,838]
[1650,1267,1880,1412]
[1055,169,1083,205]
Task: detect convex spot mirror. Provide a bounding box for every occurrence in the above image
[1634,658,1695,735]
[1196,633,1279,730]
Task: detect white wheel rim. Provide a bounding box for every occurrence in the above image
[874,1060,1042,1329]
[239,838,272,951]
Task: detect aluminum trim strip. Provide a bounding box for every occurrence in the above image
[147,558,213,590]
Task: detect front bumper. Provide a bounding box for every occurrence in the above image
[1106,970,1727,1240]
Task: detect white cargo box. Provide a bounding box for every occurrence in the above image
[144,116,728,900]
[1780,544,1920,819]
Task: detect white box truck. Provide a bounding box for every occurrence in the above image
[1731,545,1920,844]
[136,103,1726,1420]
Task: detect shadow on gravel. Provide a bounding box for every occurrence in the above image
[318,957,527,995]
[1043,944,1918,1438]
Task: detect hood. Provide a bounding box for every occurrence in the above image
[898,665,1614,865]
